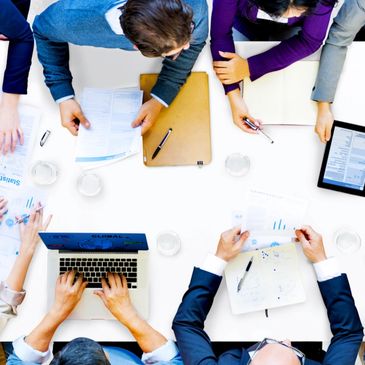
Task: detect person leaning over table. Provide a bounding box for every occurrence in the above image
[0,202,52,332]
[172,226,363,365]
[7,271,183,364]
[32,0,208,137]
[0,0,34,155]
[210,0,336,134]
[312,0,365,143]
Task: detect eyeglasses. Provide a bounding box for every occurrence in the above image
[162,22,195,61]
[247,338,305,365]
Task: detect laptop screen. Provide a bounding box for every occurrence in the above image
[39,232,148,252]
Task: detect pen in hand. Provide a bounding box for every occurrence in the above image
[237,256,254,293]
[242,117,274,144]
[15,204,46,225]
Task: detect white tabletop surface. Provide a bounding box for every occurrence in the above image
[0,2,365,344]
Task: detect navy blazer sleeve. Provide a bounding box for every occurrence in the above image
[172,267,223,365]
[319,274,363,365]
[0,0,33,94]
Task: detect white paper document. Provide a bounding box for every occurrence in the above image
[225,243,306,314]
[243,61,318,125]
[232,189,308,251]
[0,185,46,280]
[75,87,143,167]
[0,105,40,188]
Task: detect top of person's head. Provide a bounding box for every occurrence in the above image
[119,0,193,57]
[250,343,301,365]
[50,338,111,365]
[250,0,332,18]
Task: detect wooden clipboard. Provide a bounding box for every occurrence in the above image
[140,72,212,167]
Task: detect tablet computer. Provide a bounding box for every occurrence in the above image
[318,121,365,197]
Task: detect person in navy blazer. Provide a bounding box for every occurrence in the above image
[173,226,363,365]
[0,0,33,155]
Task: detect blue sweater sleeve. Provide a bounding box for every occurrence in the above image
[319,274,364,365]
[0,0,33,94]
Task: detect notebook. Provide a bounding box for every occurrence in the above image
[140,72,212,166]
[243,61,319,125]
[225,243,306,314]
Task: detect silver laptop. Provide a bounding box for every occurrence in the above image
[39,232,149,320]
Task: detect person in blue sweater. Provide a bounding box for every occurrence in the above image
[173,226,363,364]
[0,0,33,155]
[33,0,208,136]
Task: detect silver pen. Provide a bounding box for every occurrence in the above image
[237,256,254,293]
[243,118,274,144]
[15,205,46,225]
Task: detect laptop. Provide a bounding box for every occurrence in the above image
[39,232,149,320]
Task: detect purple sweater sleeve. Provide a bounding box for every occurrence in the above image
[210,0,241,94]
[248,2,335,80]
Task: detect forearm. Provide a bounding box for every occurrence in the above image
[25,310,63,352]
[33,21,75,101]
[5,252,33,292]
[120,313,167,353]
[0,93,20,107]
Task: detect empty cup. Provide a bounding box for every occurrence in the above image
[156,231,181,256]
[31,160,58,185]
[225,153,250,177]
[77,172,102,197]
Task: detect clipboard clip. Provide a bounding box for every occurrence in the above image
[197,161,204,168]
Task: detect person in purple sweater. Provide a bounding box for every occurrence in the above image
[0,0,33,155]
[211,0,336,133]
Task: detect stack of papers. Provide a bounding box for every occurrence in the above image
[0,105,40,188]
[0,185,46,280]
[232,189,308,251]
[76,87,143,168]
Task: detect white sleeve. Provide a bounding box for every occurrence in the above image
[56,95,74,104]
[200,254,227,276]
[12,336,52,364]
[142,339,179,364]
[313,257,341,282]
[150,93,169,108]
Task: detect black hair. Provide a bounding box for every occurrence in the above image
[50,338,111,365]
[120,0,194,57]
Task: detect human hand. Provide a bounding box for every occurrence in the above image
[228,89,262,133]
[59,99,90,136]
[50,271,87,322]
[131,98,164,135]
[0,196,8,221]
[215,227,249,262]
[295,226,327,263]
[0,93,24,154]
[17,202,52,258]
[94,273,138,325]
[213,51,250,85]
[315,102,333,143]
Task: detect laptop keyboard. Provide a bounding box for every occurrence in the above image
[59,257,138,289]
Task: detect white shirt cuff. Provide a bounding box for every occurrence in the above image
[141,340,179,364]
[56,95,74,104]
[313,257,341,282]
[200,254,228,277]
[150,93,169,108]
[13,336,52,364]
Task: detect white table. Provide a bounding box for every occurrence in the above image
[0,17,365,345]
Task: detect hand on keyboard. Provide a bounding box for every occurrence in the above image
[94,272,138,324]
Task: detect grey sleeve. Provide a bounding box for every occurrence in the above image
[312,0,365,102]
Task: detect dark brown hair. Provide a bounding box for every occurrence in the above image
[120,0,194,57]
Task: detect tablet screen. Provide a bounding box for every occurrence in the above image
[323,127,365,190]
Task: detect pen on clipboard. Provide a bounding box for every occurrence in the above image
[237,256,254,293]
[15,205,46,225]
[243,118,274,144]
[152,128,172,160]
[40,130,51,147]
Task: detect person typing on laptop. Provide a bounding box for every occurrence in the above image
[8,271,182,364]
[172,226,363,364]
[0,203,52,332]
